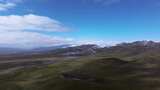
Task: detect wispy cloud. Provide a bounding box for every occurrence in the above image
[0,14,69,32]
[0,14,72,48]
[0,0,23,11]
[0,2,15,11]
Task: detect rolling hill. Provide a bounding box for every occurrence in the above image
[0,41,160,90]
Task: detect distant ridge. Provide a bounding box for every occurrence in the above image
[0,41,160,59]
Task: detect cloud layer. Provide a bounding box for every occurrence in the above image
[0,14,72,48]
[0,14,69,32]
[0,31,73,48]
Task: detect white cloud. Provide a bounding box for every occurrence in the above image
[0,14,69,32]
[0,2,15,11]
[0,14,72,48]
[0,31,73,48]
[0,0,23,11]
[74,40,118,47]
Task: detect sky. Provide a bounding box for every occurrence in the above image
[0,0,160,48]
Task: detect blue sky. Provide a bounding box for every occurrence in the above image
[0,0,160,48]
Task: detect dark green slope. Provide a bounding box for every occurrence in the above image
[1,56,160,90]
[60,58,141,90]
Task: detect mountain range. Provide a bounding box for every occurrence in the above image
[0,41,160,58]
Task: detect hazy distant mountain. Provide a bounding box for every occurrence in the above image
[28,44,72,54]
[0,44,71,54]
[97,41,160,57]
[46,41,160,57]
[0,47,26,55]
[0,41,160,58]
[44,44,99,56]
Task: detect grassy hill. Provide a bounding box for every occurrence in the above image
[1,55,160,90]
[1,41,160,90]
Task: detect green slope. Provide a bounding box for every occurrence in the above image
[1,56,160,90]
